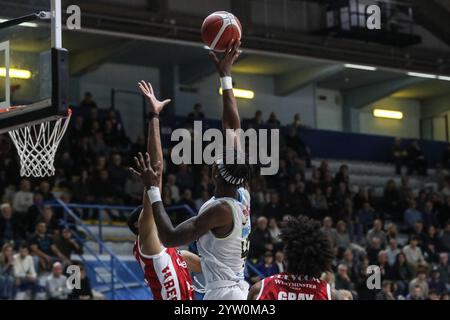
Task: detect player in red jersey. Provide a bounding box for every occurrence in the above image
[127,81,200,300]
[248,215,346,300]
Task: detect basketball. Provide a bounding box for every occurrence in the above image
[201,11,242,52]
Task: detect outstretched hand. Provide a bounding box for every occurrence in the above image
[209,39,242,77]
[129,152,162,189]
[138,80,171,114]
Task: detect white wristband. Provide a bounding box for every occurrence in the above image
[220,76,233,91]
[147,186,162,204]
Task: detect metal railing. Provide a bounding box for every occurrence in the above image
[48,199,264,299]
[46,200,198,299]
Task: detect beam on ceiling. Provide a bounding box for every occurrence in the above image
[343,77,426,109]
[275,64,345,96]
[178,60,216,85]
[69,40,133,76]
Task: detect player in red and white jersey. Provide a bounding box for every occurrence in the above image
[248,216,346,300]
[127,81,200,300]
[129,206,197,300]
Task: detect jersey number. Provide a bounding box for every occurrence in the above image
[241,238,250,260]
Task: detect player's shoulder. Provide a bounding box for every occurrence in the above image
[237,187,250,203]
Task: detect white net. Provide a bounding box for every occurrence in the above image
[8,110,72,177]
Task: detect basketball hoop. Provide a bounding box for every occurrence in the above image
[8,109,72,177]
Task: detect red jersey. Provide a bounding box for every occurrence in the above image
[133,241,194,300]
[256,273,331,300]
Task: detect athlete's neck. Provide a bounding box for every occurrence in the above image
[214,185,238,199]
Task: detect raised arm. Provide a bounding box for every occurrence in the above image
[136,81,170,254]
[209,39,242,132]
[130,153,232,247]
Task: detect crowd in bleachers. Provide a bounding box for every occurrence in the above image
[1,93,450,300]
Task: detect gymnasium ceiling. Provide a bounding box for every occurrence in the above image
[4,20,450,106]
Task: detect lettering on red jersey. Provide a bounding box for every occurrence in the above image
[257,273,331,300]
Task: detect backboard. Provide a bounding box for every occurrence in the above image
[0,0,68,134]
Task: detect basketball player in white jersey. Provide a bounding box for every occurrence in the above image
[130,39,253,300]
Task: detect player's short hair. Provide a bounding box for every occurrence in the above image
[280,215,334,278]
[127,206,142,236]
[214,148,251,187]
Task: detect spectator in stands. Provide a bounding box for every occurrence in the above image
[310,188,328,219]
[274,251,284,273]
[267,218,281,245]
[321,216,338,250]
[404,199,423,231]
[263,192,283,220]
[69,263,93,300]
[422,201,438,229]
[334,165,350,187]
[177,189,197,213]
[291,113,306,129]
[366,237,382,265]
[0,243,15,299]
[12,179,34,231]
[108,153,128,195]
[412,221,427,247]
[378,250,394,280]
[249,217,272,261]
[195,190,210,211]
[403,235,426,273]
[335,220,351,249]
[266,112,281,127]
[175,164,194,192]
[391,138,407,175]
[37,181,54,201]
[0,203,20,247]
[423,225,440,264]
[53,228,82,263]
[366,219,387,248]
[256,251,278,278]
[124,173,143,205]
[407,285,425,300]
[383,179,401,221]
[45,262,71,300]
[409,267,429,299]
[386,222,399,242]
[376,280,395,300]
[37,207,59,236]
[335,264,352,291]
[166,174,181,202]
[438,220,450,252]
[285,127,311,166]
[13,243,37,299]
[407,140,427,176]
[437,253,450,285]
[386,238,400,267]
[91,170,115,208]
[398,176,413,209]
[340,249,360,283]
[391,252,413,295]
[356,201,375,234]
[80,92,97,109]
[187,103,205,120]
[29,222,67,271]
[248,110,263,128]
[428,267,446,295]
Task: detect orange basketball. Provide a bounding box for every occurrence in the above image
[201,11,242,52]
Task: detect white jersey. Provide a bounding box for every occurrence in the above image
[197,187,251,287]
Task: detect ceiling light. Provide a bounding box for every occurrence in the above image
[0,67,32,79]
[344,64,377,71]
[373,109,403,120]
[407,72,436,79]
[219,88,254,99]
